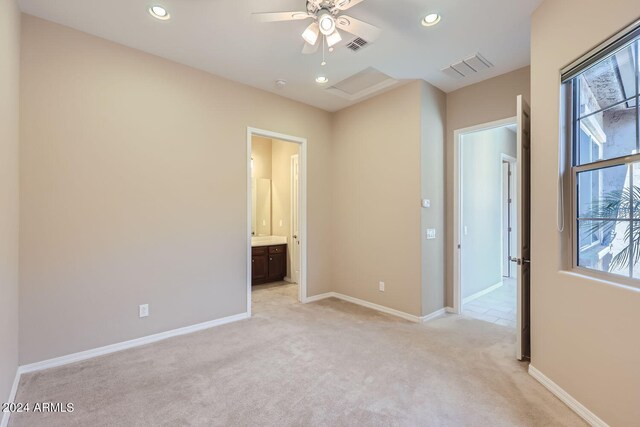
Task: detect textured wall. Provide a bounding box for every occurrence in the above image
[531,0,640,424]
[445,67,531,306]
[19,16,333,364]
[0,0,20,408]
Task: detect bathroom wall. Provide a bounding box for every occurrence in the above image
[251,137,272,180]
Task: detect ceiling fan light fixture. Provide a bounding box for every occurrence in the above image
[318,10,336,35]
[421,13,441,27]
[302,22,320,45]
[326,30,342,48]
[149,5,170,20]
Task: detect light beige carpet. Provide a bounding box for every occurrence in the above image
[11,283,585,426]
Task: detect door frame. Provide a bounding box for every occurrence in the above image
[452,117,517,315]
[290,154,300,285]
[246,127,308,316]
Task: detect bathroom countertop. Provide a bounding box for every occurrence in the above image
[251,236,287,247]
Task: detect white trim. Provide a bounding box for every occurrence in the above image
[332,293,422,322]
[1,369,21,427]
[528,365,609,427]
[305,292,455,323]
[303,292,334,303]
[462,281,504,305]
[420,308,448,323]
[453,116,518,315]
[247,128,307,310]
[18,312,249,374]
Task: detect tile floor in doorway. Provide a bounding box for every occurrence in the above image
[462,278,517,328]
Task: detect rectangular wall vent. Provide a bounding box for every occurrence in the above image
[346,37,368,52]
[441,53,494,79]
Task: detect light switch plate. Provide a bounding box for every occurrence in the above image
[139,304,149,318]
[426,229,436,240]
[422,199,431,208]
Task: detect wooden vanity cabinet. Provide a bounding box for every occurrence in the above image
[252,244,286,285]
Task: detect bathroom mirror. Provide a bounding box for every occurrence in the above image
[252,178,271,236]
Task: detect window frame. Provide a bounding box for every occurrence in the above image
[565,30,640,288]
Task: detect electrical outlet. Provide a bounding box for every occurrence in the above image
[379,281,385,292]
[139,304,149,318]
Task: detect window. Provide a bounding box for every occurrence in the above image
[563,28,640,284]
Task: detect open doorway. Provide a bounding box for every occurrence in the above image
[246,128,307,316]
[457,122,518,328]
[453,96,531,360]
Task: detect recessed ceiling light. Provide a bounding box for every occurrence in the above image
[422,13,441,27]
[149,5,170,20]
[315,76,329,84]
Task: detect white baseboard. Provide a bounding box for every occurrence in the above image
[462,281,504,304]
[420,308,447,323]
[331,293,422,322]
[18,312,249,374]
[305,292,454,324]
[1,368,21,427]
[303,292,334,303]
[445,307,457,314]
[528,365,608,427]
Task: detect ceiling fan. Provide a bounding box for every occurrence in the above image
[253,0,381,58]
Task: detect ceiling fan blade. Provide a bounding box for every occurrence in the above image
[336,15,381,42]
[302,39,320,55]
[335,0,366,11]
[252,11,312,23]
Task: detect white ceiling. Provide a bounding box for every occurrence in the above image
[18,0,542,112]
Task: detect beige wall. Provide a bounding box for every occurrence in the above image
[332,81,446,317]
[19,15,333,364]
[445,67,530,306]
[531,1,640,425]
[420,82,447,316]
[0,0,20,404]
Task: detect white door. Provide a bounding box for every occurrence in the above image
[291,154,301,288]
[515,95,531,361]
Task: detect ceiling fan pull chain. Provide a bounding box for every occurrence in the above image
[321,35,327,66]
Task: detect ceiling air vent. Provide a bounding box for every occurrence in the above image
[346,37,368,52]
[441,53,494,79]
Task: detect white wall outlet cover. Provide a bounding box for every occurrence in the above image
[378,281,385,292]
[426,229,436,240]
[421,199,431,208]
[139,304,149,318]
